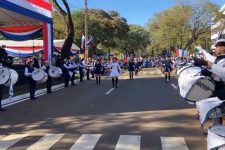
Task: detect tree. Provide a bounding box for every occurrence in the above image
[147,0,218,55]
[50,0,74,59]
[71,9,129,56]
[120,25,150,56]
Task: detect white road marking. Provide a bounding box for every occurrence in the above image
[69,134,102,150]
[105,88,115,95]
[27,134,64,150]
[115,135,141,150]
[161,137,189,150]
[170,84,178,89]
[0,134,28,150]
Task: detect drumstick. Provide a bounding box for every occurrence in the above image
[196,47,216,63]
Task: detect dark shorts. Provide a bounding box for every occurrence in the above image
[95,70,101,74]
[164,67,171,72]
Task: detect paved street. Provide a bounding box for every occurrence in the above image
[0,68,207,150]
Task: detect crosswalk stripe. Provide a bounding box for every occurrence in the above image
[0,134,28,150]
[161,137,189,150]
[115,135,141,150]
[69,134,102,150]
[26,134,64,150]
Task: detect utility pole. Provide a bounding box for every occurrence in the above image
[84,0,88,59]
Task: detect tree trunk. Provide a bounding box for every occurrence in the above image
[51,0,74,59]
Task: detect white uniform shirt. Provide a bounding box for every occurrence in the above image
[24,67,32,76]
[211,55,225,81]
[110,62,121,77]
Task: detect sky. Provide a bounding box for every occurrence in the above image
[64,0,225,26]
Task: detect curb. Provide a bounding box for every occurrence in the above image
[2,78,86,108]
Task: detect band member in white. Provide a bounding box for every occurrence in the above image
[42,61,52,93]
[195,39,225,124]
[24,60,37,100]
[195,39,225,99]
[110,57,121,88]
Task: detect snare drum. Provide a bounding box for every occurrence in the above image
[0,67,10,85]
[178,66,215,102]
[208,125,225,150]
[49,67,62,78]
[32,69,48,83]
[0,67,18,86]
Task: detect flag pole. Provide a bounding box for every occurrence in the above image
[84,0,88,59]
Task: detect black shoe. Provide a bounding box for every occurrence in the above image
[47,91,52,94]
[0,108,6,111]
[30,97,37,100]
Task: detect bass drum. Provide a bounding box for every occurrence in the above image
[0,67,18,86]
[32,69,48,83]
[49,67,62,78]
[177,66,215,102]
[208,125,225,150]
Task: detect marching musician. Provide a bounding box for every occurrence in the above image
[62,59,71,87]
[128,58,135,80]
[42,60,52,93]
[195,39,225,100]
[110,57,121,88]
[0,62,5,111]
[194,39,225,125]
[0,83,5,111]
[95,59,103,85]
[86,59,92,80]
[24,60,37,100]
[79,59,85,82]
[163,57,173,82]
[69,58,76,85]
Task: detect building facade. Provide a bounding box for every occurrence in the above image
[211,4,225,49]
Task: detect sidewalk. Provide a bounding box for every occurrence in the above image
[2,78,86,108]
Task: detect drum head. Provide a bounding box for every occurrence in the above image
[4,69,19,86]
[178,66,202,79]
[186,78,215,102]
[210,126,225,137]
[32,69,45,81]
[0,67,10,85]
[49,67,59,77]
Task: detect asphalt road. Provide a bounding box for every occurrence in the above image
[0,68,207,150]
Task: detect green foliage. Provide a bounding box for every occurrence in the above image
[147,0,217,56]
